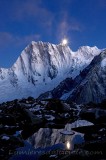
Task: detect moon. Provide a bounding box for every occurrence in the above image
[62,38,68,45]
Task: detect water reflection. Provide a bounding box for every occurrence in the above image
[10,120,93,160]
[27,123,84,150]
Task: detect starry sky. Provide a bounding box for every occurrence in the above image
[0,0,106,67]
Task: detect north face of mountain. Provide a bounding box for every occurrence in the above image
[0,41,101,102]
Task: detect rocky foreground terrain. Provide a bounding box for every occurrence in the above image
[0,97,106,160]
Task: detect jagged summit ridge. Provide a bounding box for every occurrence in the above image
[12,41,100,78]
[0,41,101,102]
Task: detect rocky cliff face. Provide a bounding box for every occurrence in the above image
[39,50,106,104]
[0,41,101,102]
[67,50,106,104]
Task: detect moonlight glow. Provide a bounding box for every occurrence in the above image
[66,141,71,150]
[62,39,68,45]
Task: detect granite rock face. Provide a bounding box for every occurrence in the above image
[39,50,106,104]
[67,50,106,104]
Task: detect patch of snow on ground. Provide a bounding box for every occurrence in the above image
[45,115,55,121]
[71,120,94,128]
[2,135,10,140]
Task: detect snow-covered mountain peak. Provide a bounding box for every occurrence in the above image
[12,41,75,79]
[0,41,102,102]
[77,45,100,56]
[78,45,98,50]
[26,41,72,53]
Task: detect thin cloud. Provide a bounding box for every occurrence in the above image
[56,11,84,41]
[0,0,84,46]
[0,32,15,47]
[10,0,84,40]
[98,0,106,8]
[16,34,41,46]
[0,32,41,48]
[12,0,54,29]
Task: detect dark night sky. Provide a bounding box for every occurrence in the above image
[0,0,106,67]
